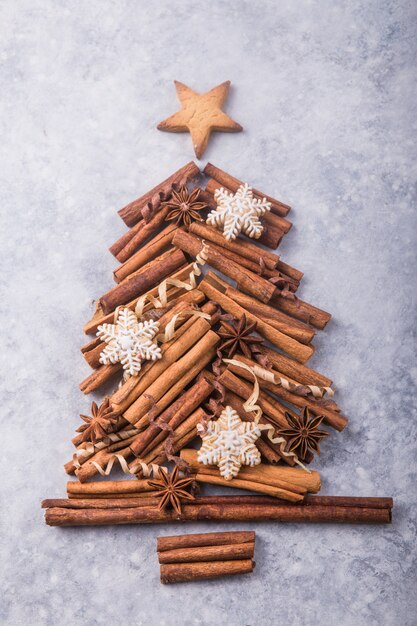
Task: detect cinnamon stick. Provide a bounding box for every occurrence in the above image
[180,449,321,493]
[118,161,200,227]
[113,224,177,283]
[199,272,314,363]
[160,560,254,583]
[173,229,277,304]
[157,531,255,552]
[100,249,186,314]
[158,542,254,564]
[67,479,156,497]
[189,221,279,270]
[194,473,304,502]
[204,162,291,218]
[84,263,196,335]
[225,286,315,344]
[44,496,393,526]
[257,345,332,388]
[267,291,332,330]
[42,497,161,509]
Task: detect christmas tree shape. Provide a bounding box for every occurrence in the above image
[43,161,392,532]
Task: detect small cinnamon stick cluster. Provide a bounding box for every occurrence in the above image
[157,531,256,584]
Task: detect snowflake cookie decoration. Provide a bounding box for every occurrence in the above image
[97,308,162,378]
[197,405,261,480]
[206,183,271,241]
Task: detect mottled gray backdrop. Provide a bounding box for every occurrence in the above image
[0,1,416,625]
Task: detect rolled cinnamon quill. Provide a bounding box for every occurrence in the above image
[172,229,277,304]
[160,560,254,584]
[100,248,187,314]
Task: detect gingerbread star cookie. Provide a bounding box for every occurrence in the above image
[157,80,242,159]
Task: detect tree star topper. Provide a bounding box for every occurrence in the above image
[157,80,242,159]
[197,405,261,480]
[97,308,162,379]
[206,183,271,241]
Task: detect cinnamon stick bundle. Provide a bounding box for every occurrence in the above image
[84,263,196,335]
[118,161,200,227]
[180,449,321,493]
[173,229,278,304]
[123,330,220,426]
[225,285,315,344]
[44,495,393,526]
[199,272,314,363]
[204,162,291,218]
[100,249,186,314]
[188,221,280,270]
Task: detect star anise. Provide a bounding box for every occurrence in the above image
[163,186,207,227]
[279,407,329,460]
[76,398,121,444]
[218,314,264,359]
[148,466,195,515]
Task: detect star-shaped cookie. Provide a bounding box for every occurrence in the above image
[157,80,242,159]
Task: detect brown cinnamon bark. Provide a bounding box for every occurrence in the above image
[257,345,332,388]
[123,330,220,426]
[100,249,186,314]
[84,263,195,335]
[199,272,314,363]
[114,205,174,262]
[204,162,291,218]
[129,376,213,457]
[275,259,304,283]
[225,286,315,344]
[44,496,393,526]
[160,559,254,583]
[42,497,161,509]
[79,297,205,395]
[139,408,204,466]
[267,291,332,330]
[194,473,304,502]
[113,224,178,283]
[67,479,156,497]
[111,303,216,414]
[227,355,347,432]
[180,449,321,493]
[157,531,255,552]
[206,177,290,234]
[188,221,279,271]
[173,229,277,304]
[118,161,200,227]
[158,542,254,564]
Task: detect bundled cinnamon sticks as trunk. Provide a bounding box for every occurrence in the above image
[42,494,393,526]
[157,531,256,583]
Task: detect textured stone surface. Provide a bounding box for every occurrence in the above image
[0,1,416,625]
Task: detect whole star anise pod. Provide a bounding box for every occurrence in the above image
[279,407,329,460]
[163,186,207,227]
[218,314,264,359]
[76,398,121,444]
[148,466,195,515]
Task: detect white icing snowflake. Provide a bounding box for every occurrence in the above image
[206,183,271,241]
[97,308,162,378]
[197,406,261,480]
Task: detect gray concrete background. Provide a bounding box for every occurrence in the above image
[0,1,416,624]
